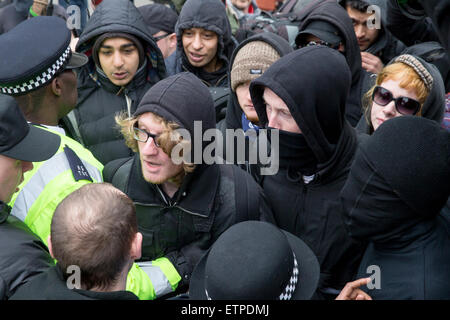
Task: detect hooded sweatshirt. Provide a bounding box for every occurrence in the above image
[167,0,237,87]
[355,53,446,135]
[249,46,365,297]
[64,0,166,165]
[296,0,371,127]
[340,116,450,299]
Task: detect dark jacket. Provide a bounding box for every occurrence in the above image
[0,1,67,35]
[340,116,450,300]
[356,53,446,134]
[385,0,450,92]
[166,0,237,87]
[10,265,138,300]
[297,0,372,127]
[360,0,406,66]
[64,0,166,165]
[249,46,365,297]
[103,72,275,292]
[0,205,53,300]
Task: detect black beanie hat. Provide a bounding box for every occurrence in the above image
[361,116,450,217]
[92,32,146,68]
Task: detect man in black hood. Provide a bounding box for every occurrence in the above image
[104,72,275,296]
[63,0,166,166]
[166,0,237,87]
[340,116,450,299]
[295,0,371,127]
[249,46,365,299]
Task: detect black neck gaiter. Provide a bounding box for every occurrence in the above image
[271,128,319,176]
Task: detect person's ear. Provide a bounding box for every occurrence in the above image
[51,75,63,97]
[168,33,177,49]
[130,232,142,261]
[47,235,56,259]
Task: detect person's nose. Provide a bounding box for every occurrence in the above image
[267,111,280,129]
[355,24,365,39]
[191,34,203,50]
[140,137,159,156]
[113,51,125,68]
[382,100,397,116]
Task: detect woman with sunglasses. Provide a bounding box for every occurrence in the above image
[357,54,446,134]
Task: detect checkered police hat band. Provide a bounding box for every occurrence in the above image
[0,46,71,95]
[279,252,299,300]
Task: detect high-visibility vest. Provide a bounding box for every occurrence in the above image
[9,126,180,300]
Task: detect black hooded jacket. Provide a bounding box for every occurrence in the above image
[166,0,237,87]
[356,53,446,134]
[103,72,275,293]
[297,0,371,127]
[249,46,365,297]
[63,0,166,165]
[340,116,450,299]
[0,206,54,299]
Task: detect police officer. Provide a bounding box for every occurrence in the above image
[0,16,174,300]
[0,94,60,299]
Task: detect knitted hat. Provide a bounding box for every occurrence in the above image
[230,41,280,92]
[92,32,145,68]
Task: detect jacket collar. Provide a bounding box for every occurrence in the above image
[127,154,220,217]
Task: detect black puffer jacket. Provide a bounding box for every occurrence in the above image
[64,0,166,165]
[341,116,450,300]
[249,46,365,298]
[166,0,236,87]
[0,205,54,300]
[296,0,371,127]
[104,72,275,292]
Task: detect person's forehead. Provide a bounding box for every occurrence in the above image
[184,27,217,35]
[101,37,135,47]
[263,88,289,109]
[346,5,372,23]
[137,113,165,131]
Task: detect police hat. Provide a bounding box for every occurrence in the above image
[0,16,88,96]
[0,94,60,162]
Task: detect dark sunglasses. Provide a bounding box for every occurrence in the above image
[133,126,161,148]
[153,33,170,42]
[372,86,421,115]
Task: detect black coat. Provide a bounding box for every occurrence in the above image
[63,0,166,165]
[249,46,365,297]
[10,265,138,300]
[0,212,53,299]
[341,116,450,300]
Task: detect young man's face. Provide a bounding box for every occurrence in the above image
[0,155,33,203]
[98,37,140,86]
[236,81,259,124]
[182,28,220,73]
[346,5,380,51]
[263,87,301,133]
[137,113,184,185]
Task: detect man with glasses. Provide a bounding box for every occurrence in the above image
[104,72,275,297]
[294,0,371,128]
[138,3,178,60]
[0,94,59,299]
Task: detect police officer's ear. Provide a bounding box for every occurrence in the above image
[50,75,63,97]
[168,33,177,50]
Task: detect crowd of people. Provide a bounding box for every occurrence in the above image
[0,0,449,301]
